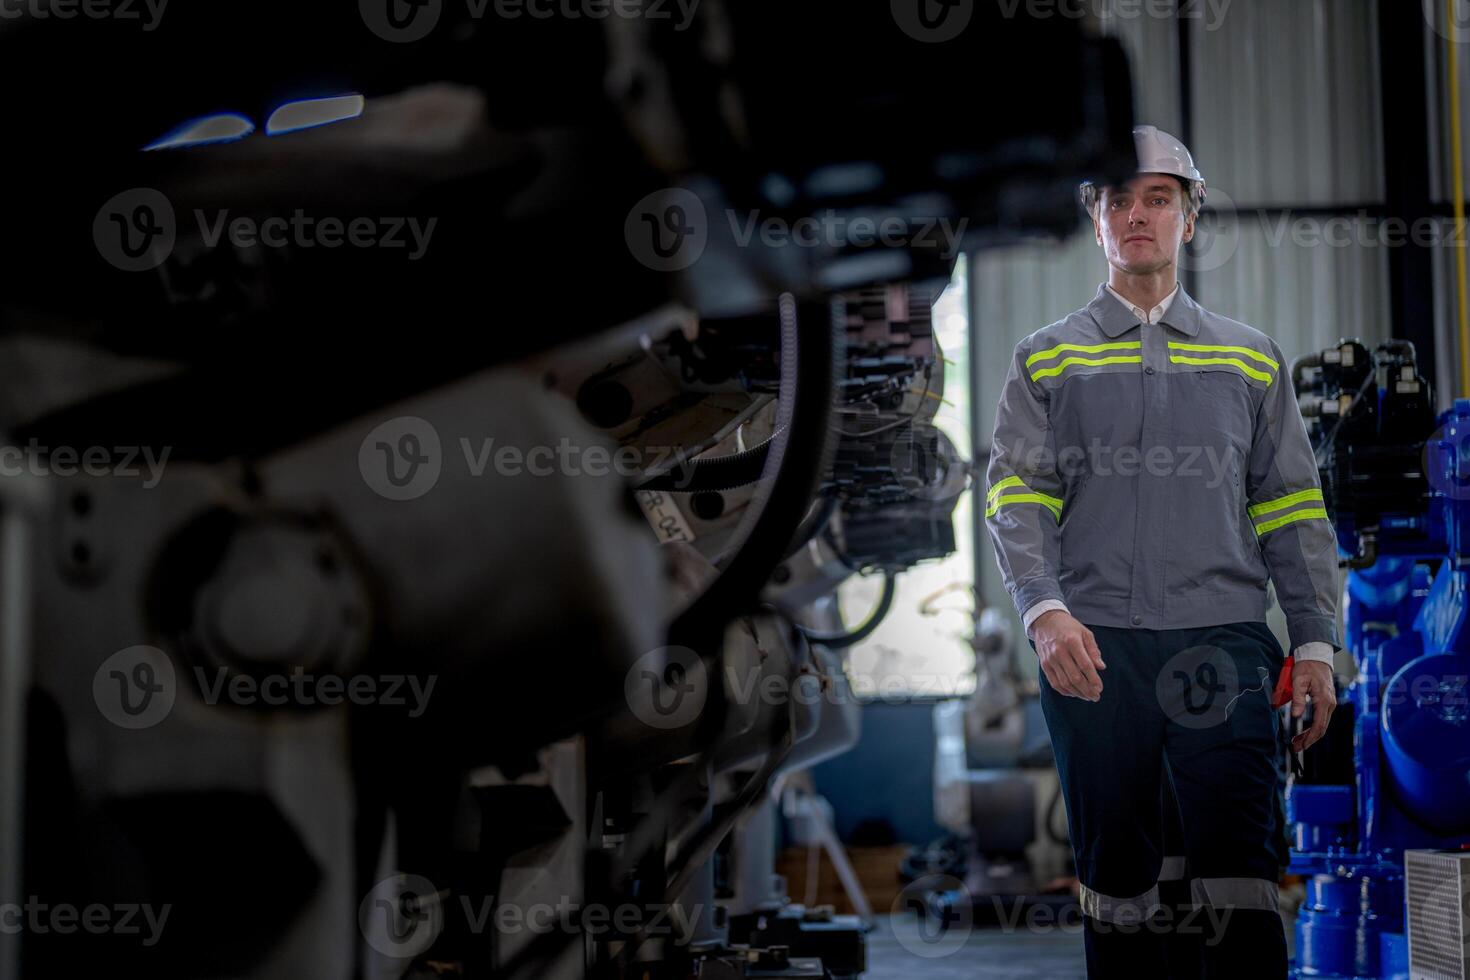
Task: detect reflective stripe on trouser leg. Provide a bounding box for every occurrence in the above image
[1078,882,1163,925]
[1189,877,1279,912]
[1157,856,1186,882]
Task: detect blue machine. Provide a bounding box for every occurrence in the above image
[1288,341,1470,979]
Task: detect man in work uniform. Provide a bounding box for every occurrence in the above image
[983,125,1340,978]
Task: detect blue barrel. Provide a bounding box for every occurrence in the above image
[1380,653,1470,834]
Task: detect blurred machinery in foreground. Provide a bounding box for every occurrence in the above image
[0,3,1140,978]
[1291,340,1470,980]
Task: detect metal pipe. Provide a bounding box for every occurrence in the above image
[0,471,43,980]
[1446,0,1470,396]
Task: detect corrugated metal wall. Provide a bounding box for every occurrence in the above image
[971,0,1391,649]
[1189,0,1384,206]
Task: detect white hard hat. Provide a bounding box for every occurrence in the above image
[1079,124,1207,213]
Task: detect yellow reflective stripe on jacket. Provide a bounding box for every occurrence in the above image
[1248,488,1324,518]
[985,492,1062,523]
[1030,354,1143,382]
[985,477,1062,521]
[1254,507,1330,537]
[1025,340,1142,369]
[985,475,1026,504]
[1169,354,1275,384]
[1166,341,1280,370]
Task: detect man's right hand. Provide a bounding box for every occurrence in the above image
[1032,610,1106,701]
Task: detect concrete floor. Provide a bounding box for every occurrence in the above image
[866,914,1086,979]
[866,907,1301,978]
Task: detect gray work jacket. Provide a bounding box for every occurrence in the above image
[983,283,1341,652]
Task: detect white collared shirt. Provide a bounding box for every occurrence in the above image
[1105,282,1179,325]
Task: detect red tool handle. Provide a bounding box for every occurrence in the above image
[1272,655,1295,709]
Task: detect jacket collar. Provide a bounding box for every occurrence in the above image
[1086,281,1203,338]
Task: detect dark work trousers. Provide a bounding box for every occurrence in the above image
[1036,621,1289,979]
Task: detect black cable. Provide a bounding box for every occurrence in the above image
[606,720,796,976]
[798,572,896,650]
[634,429,783,493]
[782,495,839,561]
[669,294,840,652]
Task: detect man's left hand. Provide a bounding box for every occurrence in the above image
[1291,660,1337,752]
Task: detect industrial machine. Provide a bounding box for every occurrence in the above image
[1291,339,1470,979]
[0,3,1141,979]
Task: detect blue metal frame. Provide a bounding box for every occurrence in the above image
[1288,399,1470,978]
